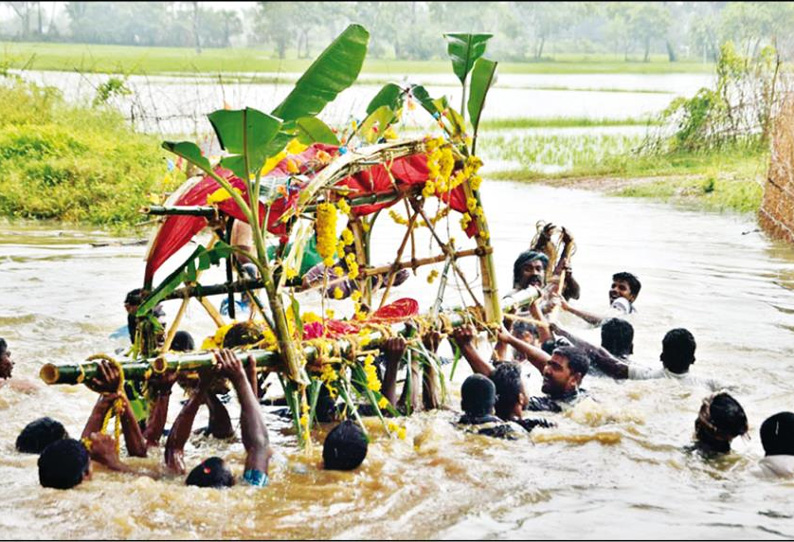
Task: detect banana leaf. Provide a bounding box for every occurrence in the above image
[468,57,498,138]
[271,24,369,127]
[443,33,493,85]
[296,117,340,145]
[208,108,283,179]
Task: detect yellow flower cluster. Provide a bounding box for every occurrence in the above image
[315,202,338,267]
[362,354,381,393]
[427,269,439,284]
[345,252,359,280]
[333,287,344,300]
[460,212,472,230]
[284,266,298,280]
[388,209,409,225]
[387,420,407,440]
[337,198,351,216]
[341,228,354,246]
[320,363,339,399]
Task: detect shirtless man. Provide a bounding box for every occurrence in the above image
[0,338,40,393]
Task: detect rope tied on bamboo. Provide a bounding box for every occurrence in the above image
[84,353,125,455]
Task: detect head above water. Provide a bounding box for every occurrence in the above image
[17,417,68,454]
[490,362,527,420]
[694,392,748,452]
[601,318,634,358]
[186,457,235,488]
[542,346,589,397]
[511,320,540,346]
[660,328,696,374]
[513,250,549,290]
[171,330,195,352]
[760,412,794,456]
[461,374,496,418]
[323,420,368,471]
[609,272,641,305]
[0,338,12,379]
[38,438,90,490]
[223,321,266,349]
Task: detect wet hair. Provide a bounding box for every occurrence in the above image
[760,412,794,456]
[323,420,368,471]
[612,272,641,298]
[38,438,89,490]
[186,457,234,488]
[0,338,7,355]
[696,392,748,447]
[223,321,265,348]
[511,320,539,341]
[124,288,143,306]
[490,362,523,420]
[461,374,496,417]
[661,328,696,374]
[541,339,556,356]
[553,346,590,377]
[512,250,549,288]
[601,318,634,358]
[171,331,195,352]
[17,417,68,454]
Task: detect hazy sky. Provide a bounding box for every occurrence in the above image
[0,2,257,20]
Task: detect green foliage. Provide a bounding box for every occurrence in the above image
[443,33,493,85]
[0,79,178,226]
[92,76,131,106]
[208,108,283,178]
[467,57,498,137]
[295,117,340,145]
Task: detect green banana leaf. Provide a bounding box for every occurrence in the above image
[161,141,212,172]
[296,117,340,145]
[366,83,404,115]
[357,105,395,144]
[410,84,440,116]
[137,242,234,316]
[208,108,283,178]
[271,24,369,127]
[443,33,493,85]
[467,57,498,136]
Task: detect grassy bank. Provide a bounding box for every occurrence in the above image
[0,79,180,227]
[488,143,768,214]
[0,41,715,75]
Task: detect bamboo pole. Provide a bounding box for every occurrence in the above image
[41,288,542,386]
[377,208,419,309]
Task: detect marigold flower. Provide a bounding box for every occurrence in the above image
[333,287,344,300]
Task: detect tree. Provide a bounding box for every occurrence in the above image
[253,2,299,59]
[628,2,670,62]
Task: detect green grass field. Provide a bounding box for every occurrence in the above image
[0,41,715,75]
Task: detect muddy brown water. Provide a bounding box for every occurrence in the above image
[1,182,794,539]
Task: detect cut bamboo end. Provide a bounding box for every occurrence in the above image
[40,364,59,385]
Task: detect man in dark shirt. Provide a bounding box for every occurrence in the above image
[452,325,589,414]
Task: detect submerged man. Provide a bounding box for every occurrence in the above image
[0,338,40,393]
[689,391,748,456]
[561,272,641,326]
[167,349,272,488]
[455,374,527,439]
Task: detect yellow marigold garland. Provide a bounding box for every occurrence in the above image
[315,202,338,267]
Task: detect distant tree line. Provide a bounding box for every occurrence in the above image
[1,1,793,63]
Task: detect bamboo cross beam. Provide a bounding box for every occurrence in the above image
[40,288,541,386]
[362,248,487,277]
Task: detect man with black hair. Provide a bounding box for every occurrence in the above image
[757,412,794,478]
[37,360,155,489]
[513,250,549,291]
[569,327,720,389]
[453,325,588,414]
[690,391,748,456]
[0,338,39,392]
[456,374,531,439]
[167,349,272,488]
[323,420,368,470]
[17,417,68,454]
[560,271,641,326]
[171,330,195,352]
